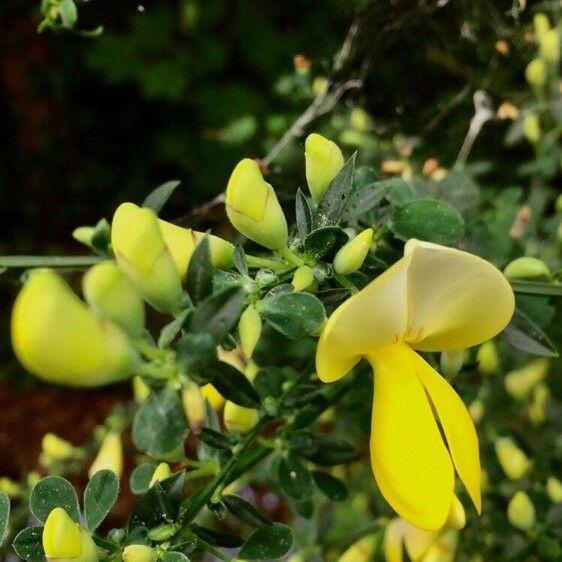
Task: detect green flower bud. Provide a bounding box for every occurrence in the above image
[291,265,314,292]
[83,261,145,337]
[476,341,499,375]
[149,463,172,487]
[226,159,288,250]
[546,476,562,503]
[534,13,550,41]
[111,203,183,314]
[505,358,549,399]
[440,349,465,378]
[72,227,95,249]
[305,133,345,203]
[147,524,178,541]
[540,29,560,63]
[239,305,262,358]
[88,432,123,479]
[507,491,535,531]
[43,508,98,562]
[503,256,550,280]
[11,269,137,387]
[333,228,373,275]
[525,58,546,88]
[495,437,532,480]
[523,114,540,144]
[224,402,259,433]
[122,545,157,562]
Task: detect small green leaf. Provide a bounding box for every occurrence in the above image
[210,362,261,408]
[295,189,313,240]
[312,471,348,502]
[129,483,176,528]
[160,553,191,562]
[233,244,248,276]
[84,470,119,531]
[277,454,313,501]
[385,178,419,206]
[503,308,558,357]
[132,388,189,456]
[304,227,349,260]
[302,435,356,466]
[158,309,191,349]
[196,428,232,451]
[259,292,325,339]
[253,368,286,400]
[130,463,157,495]
[58,0,77,28]
[12,527,45,562]
[142,180,181,213]
[187,236,213,305]
[0,492,9,546]
[176,332,217,384]
[30,476,80,523]
[191,525,244,548]
[223,494,270,528]
[238,523,293,560]
[391,199,465,245]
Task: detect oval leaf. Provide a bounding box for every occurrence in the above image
[312,471,348,502]
[0,492,9,546]
[238,523,293,560]
[30,476,80,523]
[503,308,558,357]
[130,463,157,495]
[210,362,261,408]
[84,470,119,531]
[277,454,313,501]
[12,527,45,562]
[223,494,270,528]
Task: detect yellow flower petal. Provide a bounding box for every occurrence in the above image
[384,519,406,562]
[401,521,438,560]
[412,351,481,513]
[369,344,454,530]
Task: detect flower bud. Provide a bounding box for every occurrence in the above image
[507,491,535,531]
[182,381,206,429]
[525,58,546,88]
[503,257,550,280]
[445,496,466,530]
[337,535,378,562]
[468,400,484,424]
[546,476,562,503]
[420,530,458,562]
[333,229,373,275]
[88,432,123,479]
[305,133,345,203]
[0,477,20,498]
[495,437,531,480]
[201,383,225,410]
[11,269,137,387]
[149,463,172,487]
[83,261,145,337]
[122,545,157,562]
[133,376,151,402]
[540,29,560,63]
[239,305,262,358]
[534,13,550,41]
[505,358,549,399]
[224,402,259,433]
[439,350,465,378]
[528,382,549,425]
[476,341,499,375]
[111,203,183,314]
[497,101,519,120]
[225,159,288,250]
[42,433,78,461]
[72,227,95,248]
[43,508,98,562]
[292,265,314,292]
[523,114,540,144]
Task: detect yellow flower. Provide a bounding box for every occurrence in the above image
[523,114,540,144]
[42,433,79,461]
[305,133,345,203]
[534,13,550,41]
[201,383,225,410]
[88,432,123,479]
[495,437,531,480]
[507,491,535,531]
[182,381,206,429]
[43,508,98,562]
[333,228,374,275]
[528,382,549,425]
[505,358,549,399]
[111,203,183,314]
[476,340,499,375]
[132,376,151,402]
[316,239,514,530]
[540,29,560,63]
[336,535,378,562]
[11,269,137,387]
[546,476,562,503]
[122,545,157,562]
[292,265,315,292]
[225,159,288,250]
[149,463,172,487]
[224,402,259,433]
[525,59,546,88]
[239,305,262,358]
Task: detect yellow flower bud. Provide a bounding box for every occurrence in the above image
[555,193,562,214]
[477,341,499,375]
[182,381,206,429]
[503,257,550,280]
[132,375,151,402]
[420,530,458,562]
[88,432,123,479]
[523,114,540,144]
[111,203,183,314]
[239,305,262,358]
[497,101,520,120]
[468,400,484,424]
[42,433,78,461]
[83,261,145,337]
[495,437,531,480]
[505,358,549,399]
[525,58,547,88]
[122,545,157,562]
[291,265,315,292]
[149,463,172,487]
[305,133,345,203]
[528,382,549,425]
[0,477,20,498]
[336,535,378,562]
[225,159,288,250]
[350,108,371,132]
[72,226,95,248]
[534,13,550,41]
[333,229,373,275]
[439,350,465,378]
[540,29,560,63]
[445,496,466,530]
[43,508,98,562]
[224,402,259,433]
[507,491,535,531]
[546,476,562,503]
[201,383,225,410]
[11,269,137,387]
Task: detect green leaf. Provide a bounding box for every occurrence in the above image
[258,292,325,339]
[129,483,176,528]
[187,236,213,305]
[233,244,248,276]
[130,463,157,495]
[238,523,293,560]
[196,428,232,451]
[142,180,181,213]
[0,492,9,546]
[341,180,389,222]
[277,454,313,501]
[160,553,191,562]
[189,286,246,342]
[391,199,465,244]
[295,189,313,240]
[210,362,261,408]
[253,368,286,400]
[58,0,78,28]
[385,178,419,206]
[30,476,80,523]
[503,308,558,357]
[191,524,244,548]
[12,527,45,562]
[176,332,217,384]
[304,227,349,260]
[132,388,189,456]
[158,309,191,349]
[312,471,348,502]
[222,495,270,528]
[314,154,356,228]
[302,435,356,466]
[84,470,119,531]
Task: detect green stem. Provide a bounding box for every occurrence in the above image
[136,362,174,380]
[510,280,562,297]
[334,273,359,294]
[183,464,220,480]
[0,255,102,269]
[279,245,305,267]
[246,255,292,272]
[134,338,169,361]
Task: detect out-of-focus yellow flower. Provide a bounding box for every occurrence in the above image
[495,437,531,480]
[83,261,145,337]
[111,203,183,314]
[0,477,20,498]
[477,341,499,375]
[292,265,315,292]
[333,229,373,275]
[88,432,123,479]
[507,491,535,531]
[497,101,520,120]
[305,133,345,203]
[528,382,549,425]
[11,269,137,387]
[224,402,259,433]
[336,535,378,562]
[505,358,549,399]
[534,13,550,41]
[523,114,541,144]
[239,305,262,358]
[540,29,560,63]
[43,508,98,562]
[42,433,79,461]
[468,400,484,424]
[546,476,562,503]
[525,59,547,88]
[182,381,206,429]
[149,463,172,487]
[503,257,550,280]
[225,159,288,250]
[122,545,157,562]
[381,160,407,175]
[132,376,151,402]
[439,350,465,378]
[201,384,225,410]
[316,239,514,530]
